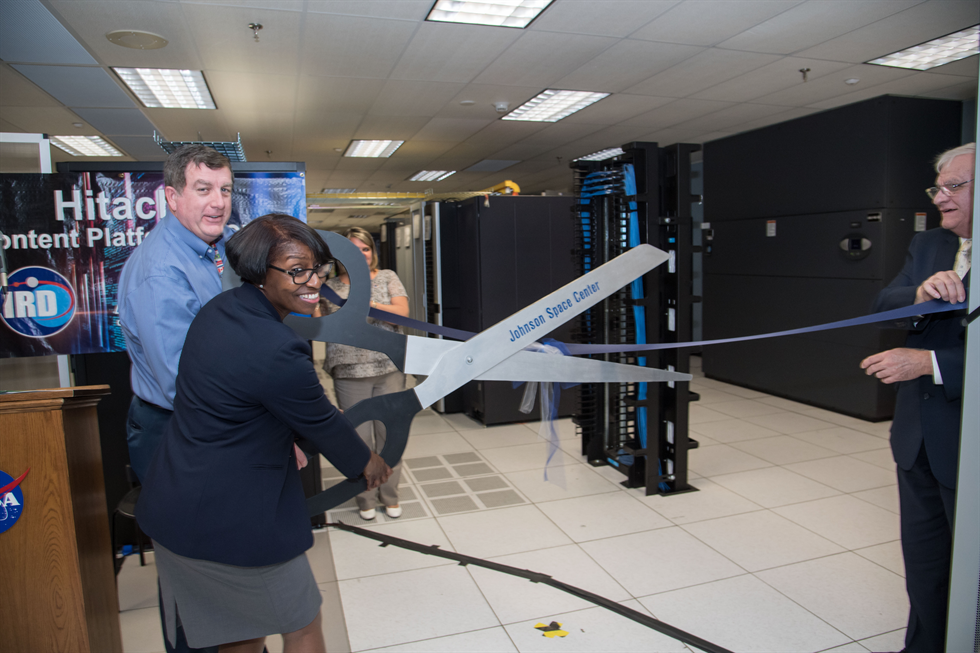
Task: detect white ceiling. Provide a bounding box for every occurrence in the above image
[0,0,977,230]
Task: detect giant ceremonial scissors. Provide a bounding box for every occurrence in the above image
[286,231,691,515]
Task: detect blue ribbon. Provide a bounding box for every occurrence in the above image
[320,283,967,356]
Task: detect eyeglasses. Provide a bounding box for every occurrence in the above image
[926,179,973,200]
[267,261,334,285]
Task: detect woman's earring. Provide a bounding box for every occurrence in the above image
[259,284,264,288]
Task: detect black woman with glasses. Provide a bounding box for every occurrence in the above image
[318,226,410,521]
[861,142,973,653]
[137,214,392,653]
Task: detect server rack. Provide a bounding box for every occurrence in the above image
[702,95,962,420]
[435,195,577,424]
[571,142,700,496]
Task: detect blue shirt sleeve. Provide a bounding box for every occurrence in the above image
[124,270,207,410]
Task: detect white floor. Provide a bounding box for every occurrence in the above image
[118,357,908,653]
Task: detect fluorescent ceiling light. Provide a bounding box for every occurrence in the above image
[344,140,404,158]
[114,67,216,109]
[409,170,456,182]
[866,25,979,70]
[50,135,123,157]
[319,188,358,194]
[426,0,554,28]
[575,147,624,162]
[503,89,610,122]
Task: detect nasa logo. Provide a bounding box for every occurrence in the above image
[1,267,76,338]
[0,468,29,534]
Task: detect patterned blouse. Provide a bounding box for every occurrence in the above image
[322,269,408,379]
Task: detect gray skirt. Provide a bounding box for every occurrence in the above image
[153,540,322,648]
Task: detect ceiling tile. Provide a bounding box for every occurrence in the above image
[413,118,495,142]
[717,0,922,55]
[530,1,679,37]
[352,115,429,140]
[293,113,363,144]
[48,0,202,69]
[0,65,63,107]
[750,63,917,107]
[109,135,169,160]
[182,4,304,74]
[794,1,980,63]
[487,122,608,160]
[463,120,547,149]
[625,49,782,98]
[299,14,418,79]
[71,107,158,136]
[296,77,386,114]
[917,79,979,101]
[2,0,97,64]
[144,108,233,142]
[0,106,89,134]
[622,98,735,131]
[389,22,521,83]
[690,56,854,103]
[487,142,554,161]
[385,140,459,160]
[437,84,543,119]
[205,70,298,112]
[306,0,430,20]
[472,31,618,87]
[808,71,980,110]
[563,93,676,125]
[181,0,305,10]
[727,106,821,133]
[368,80,468,117]
[11,65,135,108]
[531,124,647,160]
[693,130,737,143]
[630,0,804,46]
[554,39,706,94]
[673,102,798,132]
[927,55,979,78]
[0,119,25,132]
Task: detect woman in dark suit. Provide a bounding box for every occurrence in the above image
[137,214,391,653]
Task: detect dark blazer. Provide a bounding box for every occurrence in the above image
[872,227,966,488]
[137,283,371,567]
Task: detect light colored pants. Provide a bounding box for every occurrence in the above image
[333,371,405,510]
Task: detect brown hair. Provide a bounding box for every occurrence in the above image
[163,145,232,193]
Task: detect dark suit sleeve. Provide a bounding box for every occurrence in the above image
[936,345,965,400]
[873,243,919,313]
[260,336,372,479]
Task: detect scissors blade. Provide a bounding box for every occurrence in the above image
[411,244,669,408]
[403,336,691,383]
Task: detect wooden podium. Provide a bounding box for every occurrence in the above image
[0,386,123,653]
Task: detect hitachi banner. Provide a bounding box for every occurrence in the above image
[1,170,306,357]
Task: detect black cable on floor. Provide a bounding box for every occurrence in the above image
[326,521,735,653]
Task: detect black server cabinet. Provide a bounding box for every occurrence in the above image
[703,95,962,420]
[438,195,577,425]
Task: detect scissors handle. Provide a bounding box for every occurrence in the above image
[286,310,407,369]
[306,389,423,516]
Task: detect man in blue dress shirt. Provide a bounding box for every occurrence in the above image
[117,145,234,653]
[118,145,234,481]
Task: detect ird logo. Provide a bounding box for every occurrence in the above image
[1,267,76,338]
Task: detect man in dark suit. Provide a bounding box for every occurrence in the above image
[861,142,973,653]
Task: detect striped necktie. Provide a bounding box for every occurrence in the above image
[210,242,224,275]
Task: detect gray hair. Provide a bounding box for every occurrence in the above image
[935,142,976,173]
